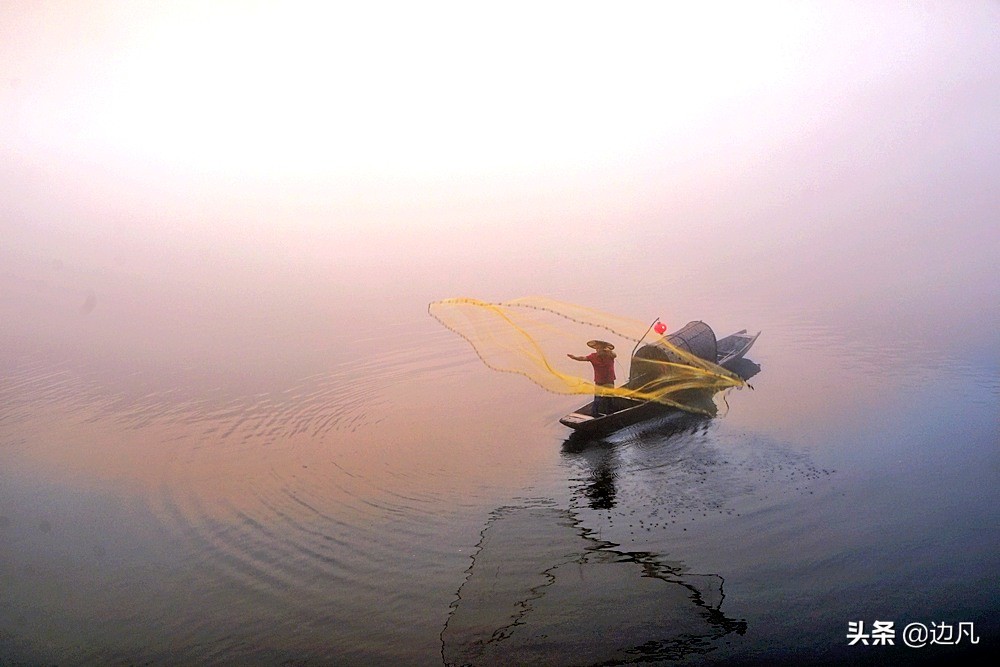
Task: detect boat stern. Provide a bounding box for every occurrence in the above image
[559,411,594,429]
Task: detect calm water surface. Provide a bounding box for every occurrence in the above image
[2,205,997,665]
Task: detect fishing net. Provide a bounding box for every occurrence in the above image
[428,297,744,416]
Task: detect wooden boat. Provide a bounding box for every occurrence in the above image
[559,323,760,436]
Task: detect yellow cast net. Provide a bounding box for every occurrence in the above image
[428,297,744,416]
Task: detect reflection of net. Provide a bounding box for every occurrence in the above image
[440,503,747,666]
[428,297,743,415]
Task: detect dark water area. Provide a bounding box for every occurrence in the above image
[3,4,1000,665]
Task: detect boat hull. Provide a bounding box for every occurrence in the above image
[559,397,685,435]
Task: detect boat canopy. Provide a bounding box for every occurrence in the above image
[629,321,718,384]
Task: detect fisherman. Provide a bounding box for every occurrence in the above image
[568,340,617,416]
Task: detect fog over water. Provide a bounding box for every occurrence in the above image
[2,2,999,665]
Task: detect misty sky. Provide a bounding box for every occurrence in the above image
[2,0,998,313]
[4,3,997,187]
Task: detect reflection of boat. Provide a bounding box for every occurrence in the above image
[559,322,760,436]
